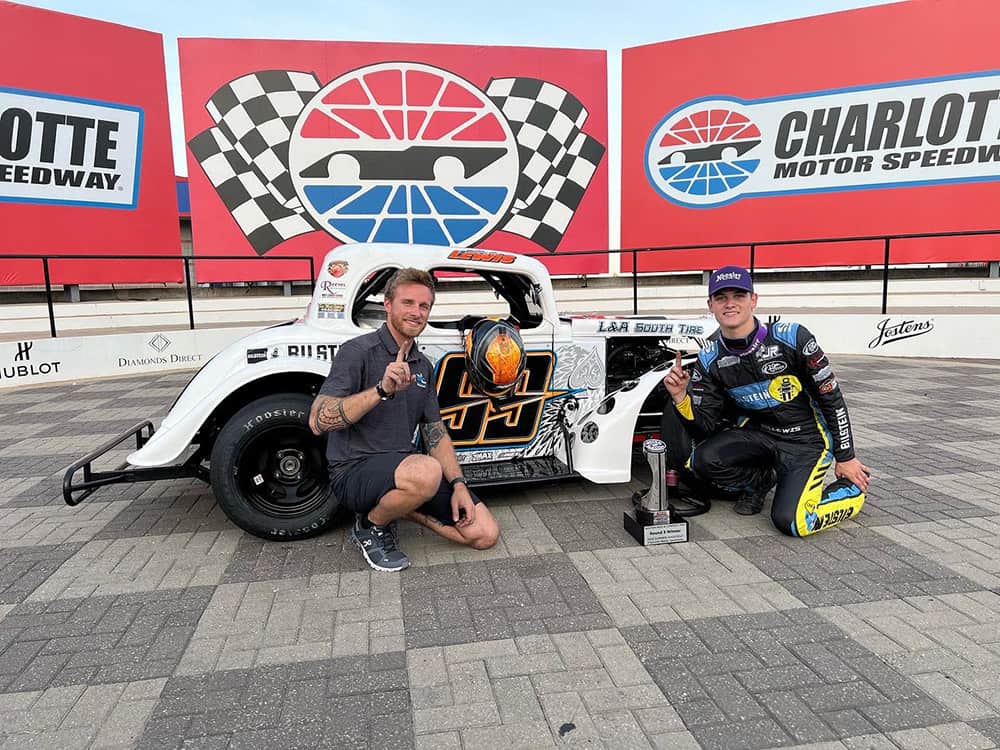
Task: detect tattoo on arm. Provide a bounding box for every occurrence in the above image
[421,421,447,451]
[315,396,354,433]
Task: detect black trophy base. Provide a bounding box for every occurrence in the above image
[624,509,689,546]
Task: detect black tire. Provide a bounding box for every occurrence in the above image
[210,393,338,540]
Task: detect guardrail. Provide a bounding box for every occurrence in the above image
[0,253,316,338]
[524,228,1000,316]
[2,227,999,336]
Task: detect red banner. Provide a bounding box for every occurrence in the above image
[179,39,608,281]
[622,0,1000,272]
[0,2,180,285]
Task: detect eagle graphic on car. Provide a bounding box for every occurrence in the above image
[298,145,509,181]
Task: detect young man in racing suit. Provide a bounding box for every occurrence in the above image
[662,266,869,536]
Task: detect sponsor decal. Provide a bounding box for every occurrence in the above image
[807,352,828,368]
[0,87,142,208]
[317,302,345,319]
[767,375,802,403]
[1,340,61,381]
[833,406,851,451]
[761,361,787,375]
[818,378,839,394]
[718,355,740,368]
[594,320,705,335]
[802,338,819,356]
[868,317,935,348]
[645,70,1000,207]
[188,64,605,254]
[281,343,339,361]
[320,279,347,298]
[327,261,349,278]
[755,344,780,361]
[246,347,269,364]
[437,350,573,447]
[691,395,703,405]
[690,368,703,382]
[415,373,428,388]
[447,249,515,264]
[813,365,833,382]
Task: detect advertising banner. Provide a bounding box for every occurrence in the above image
[622,0,1000,272]
[0,2,180,285]
[179,39,608,280]
[0,327,257,390]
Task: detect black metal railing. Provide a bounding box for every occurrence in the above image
[0,253,316,338]
[2,228,998,336]
[524,227,1000,315]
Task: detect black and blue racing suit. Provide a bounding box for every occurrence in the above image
[669,318,865,536]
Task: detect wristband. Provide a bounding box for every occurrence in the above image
[449,477,467,487]
[375,381,394,400]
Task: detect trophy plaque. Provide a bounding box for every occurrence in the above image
[624,439,689,545]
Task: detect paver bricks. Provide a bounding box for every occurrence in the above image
[0,588,213,692]
[26,530,241,601]
[0,358,998,747]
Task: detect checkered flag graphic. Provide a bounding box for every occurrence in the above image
[188,127,319,255]
[487,77,605,251]
[188,70,322,254]
[205,70,321,208]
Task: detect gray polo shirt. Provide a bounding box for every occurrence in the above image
[320,324,441,478]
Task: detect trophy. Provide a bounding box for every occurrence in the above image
[624,439,689,545]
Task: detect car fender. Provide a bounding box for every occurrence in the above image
[128,327,334,467]
[570,366,667,483]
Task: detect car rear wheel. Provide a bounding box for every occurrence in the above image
[210,393,338,540]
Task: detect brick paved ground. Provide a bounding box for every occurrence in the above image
[1,355,999,748]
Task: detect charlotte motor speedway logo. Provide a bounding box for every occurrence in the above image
[188,63,604,254]
[289,63,519,248]
[645,70,1000,207]
[0,87,142,209]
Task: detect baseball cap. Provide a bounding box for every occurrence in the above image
[708,265,754,295]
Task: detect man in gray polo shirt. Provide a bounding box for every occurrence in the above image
[309,267,500,571]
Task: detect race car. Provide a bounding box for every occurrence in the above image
[64,243,716,540]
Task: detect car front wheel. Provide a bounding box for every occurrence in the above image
[210,393,338,540]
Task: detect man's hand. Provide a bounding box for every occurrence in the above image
[835,457,871,492]
[451,483,476,528]
[382,344,416,395]
[662,351,691,404]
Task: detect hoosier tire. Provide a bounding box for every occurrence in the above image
[210,394,338,540]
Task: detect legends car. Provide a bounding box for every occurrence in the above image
[64,243,716,540]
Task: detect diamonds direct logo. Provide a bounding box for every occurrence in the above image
[645,101,761,207]
[289,62,519,247]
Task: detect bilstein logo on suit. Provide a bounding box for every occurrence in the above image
[646,70,1000,207]
[0,87,143,209]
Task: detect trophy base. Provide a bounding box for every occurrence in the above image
[624,510,689,546]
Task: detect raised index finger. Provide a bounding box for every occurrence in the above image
[396,345,407,363]
[674,351,682,370]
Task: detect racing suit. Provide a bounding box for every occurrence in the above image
[670,319,865,536]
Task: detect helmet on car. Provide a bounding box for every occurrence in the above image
[463,319,526,398]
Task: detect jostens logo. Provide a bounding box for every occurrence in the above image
[289,63,519,247]
[0,87,142,209]
[645,70,1000,207]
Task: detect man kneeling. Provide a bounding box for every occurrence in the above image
[309,268,499,571]
[661,265,869,536]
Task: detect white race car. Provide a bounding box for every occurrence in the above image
[64,244,716,540]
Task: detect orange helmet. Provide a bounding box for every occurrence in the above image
[463,319,526,398]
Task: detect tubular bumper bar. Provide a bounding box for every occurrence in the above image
[63,420,208,506]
